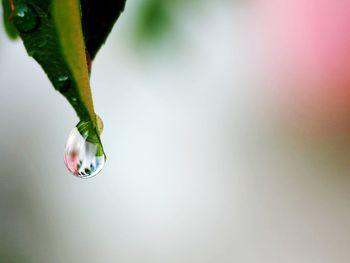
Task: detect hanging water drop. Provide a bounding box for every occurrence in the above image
[64,118,106,178]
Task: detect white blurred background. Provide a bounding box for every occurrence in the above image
[0,0,350,262]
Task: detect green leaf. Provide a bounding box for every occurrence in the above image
[5,0,96,129]
[53,0,96,126]
[1,0,19,39]
[2,0,126,136]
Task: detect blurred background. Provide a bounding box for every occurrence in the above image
[1,0,350,262]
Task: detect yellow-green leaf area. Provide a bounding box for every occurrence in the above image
[53,0,97,127]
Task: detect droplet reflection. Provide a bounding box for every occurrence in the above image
[64,120,105,178]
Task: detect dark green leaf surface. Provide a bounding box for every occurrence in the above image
[80,0,126,60]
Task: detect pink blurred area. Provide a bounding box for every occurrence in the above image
[64,154,79,175]
[252,0,350,137]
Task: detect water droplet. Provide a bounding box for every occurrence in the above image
[57,74,71,93]
[96,114,104,134]
[69,96,78,106]
[13,4,39,33]
[58,75,69,82]
[64,119,106,179]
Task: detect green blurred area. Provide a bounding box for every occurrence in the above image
[131,0,198,45]
[135,0,173,42]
